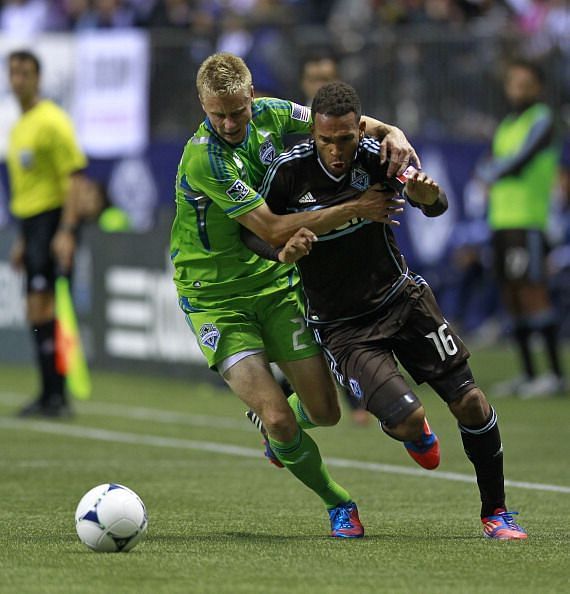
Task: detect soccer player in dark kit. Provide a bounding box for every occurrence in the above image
[242,81,528,540]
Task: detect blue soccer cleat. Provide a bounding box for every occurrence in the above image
[245,410,284,468]
[403,418,440,470]
[482,509,528,540]
[328,501,364,538]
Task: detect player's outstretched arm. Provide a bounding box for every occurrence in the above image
[404,171,448,217]
[237,184,404,247]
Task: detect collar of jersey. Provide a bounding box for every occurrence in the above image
[316,146,360,182]
[204,118,251,149]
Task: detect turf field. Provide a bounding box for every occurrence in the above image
[0,345,569,594]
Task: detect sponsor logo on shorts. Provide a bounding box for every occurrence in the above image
[259,139,276,165]
[199,323,220,351]
[349,378,363,399]
[351,167,370,191]
[226,179,250,202]
[291,103,311,123]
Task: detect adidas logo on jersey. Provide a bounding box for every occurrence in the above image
[299,192,316,204]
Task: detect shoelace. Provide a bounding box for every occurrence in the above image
[331,506,353,529]
[496,511,522,530]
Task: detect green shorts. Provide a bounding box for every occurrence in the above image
[179,274,321,370]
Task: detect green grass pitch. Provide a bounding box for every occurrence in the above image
[0,345,569,594]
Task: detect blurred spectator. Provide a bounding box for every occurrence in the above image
[53,0,91,29]
[216,2,295,98]
[74,0,137,29]
[144,0,193,28]
[476,59,566,398]
[300,52,339,106]
[73,177,132,233]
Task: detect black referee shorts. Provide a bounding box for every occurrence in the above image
[492,228,549,284]
[20,208,62,293]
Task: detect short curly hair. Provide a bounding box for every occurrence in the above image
[311,81,361,122]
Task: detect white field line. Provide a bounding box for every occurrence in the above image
[0,414,569,495]
[0,392,253,431]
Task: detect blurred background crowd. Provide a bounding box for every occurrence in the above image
[2,0,568,141]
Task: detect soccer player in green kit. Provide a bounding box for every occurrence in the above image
[171,52,417,538]
[476,60,565,398]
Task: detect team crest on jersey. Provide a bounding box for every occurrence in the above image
[259,139,276,165]
[199,323,220,351]
[291,103,311,123]
[226,179,250,202]
[19,150,33,169]
[349,378,363,399]
[350,168,370,191]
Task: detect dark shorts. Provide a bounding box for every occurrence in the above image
[492,228,549,284]
[20,208,62,293]
[313,280,474,426]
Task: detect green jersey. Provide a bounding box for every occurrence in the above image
[489,103,559,231]
[171,97,312,298]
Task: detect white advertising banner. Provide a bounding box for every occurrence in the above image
[72,31,149,158]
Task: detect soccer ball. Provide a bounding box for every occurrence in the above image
[75,483,148,552]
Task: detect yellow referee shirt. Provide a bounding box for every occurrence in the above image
[7,100,87,219]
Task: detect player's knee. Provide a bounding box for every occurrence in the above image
[387,406,425,441]
[262,407,298,441]
[367,378,422,436]
[449,387,490,425]
[308,398,341,426]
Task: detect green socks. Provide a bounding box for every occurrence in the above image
[287,393,317,430]
[268,428,350,508]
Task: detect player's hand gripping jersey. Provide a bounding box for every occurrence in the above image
[171,98,312,298]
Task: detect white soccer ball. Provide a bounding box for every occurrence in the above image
[75,483,148,552]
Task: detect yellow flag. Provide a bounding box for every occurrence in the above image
[55,276,91,399]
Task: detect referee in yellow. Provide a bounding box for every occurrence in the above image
[7,50,87,418]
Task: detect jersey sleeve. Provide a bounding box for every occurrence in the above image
[253,97,312,137]
[185,148,266,219]
[43,110,87,176]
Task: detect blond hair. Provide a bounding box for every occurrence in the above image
[197,53,252,99]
